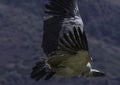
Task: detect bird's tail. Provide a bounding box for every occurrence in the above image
[45,0,79,16]
[31,59,55,81]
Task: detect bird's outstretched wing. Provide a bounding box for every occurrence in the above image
[45,0,79,17]
[58,26,88,54]
[42,0,84,55]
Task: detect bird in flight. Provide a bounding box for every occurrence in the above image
[31,0,105,81]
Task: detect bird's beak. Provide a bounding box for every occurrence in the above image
[91,71,105,77]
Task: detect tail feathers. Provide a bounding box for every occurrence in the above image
[45,0,79,17]
[31,61,55,81]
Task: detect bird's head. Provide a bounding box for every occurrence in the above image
[86,63,105,77]
[89,69,105,77]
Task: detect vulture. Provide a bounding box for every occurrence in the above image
[31,0,105,81]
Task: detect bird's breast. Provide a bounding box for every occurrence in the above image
[53,51,90,77]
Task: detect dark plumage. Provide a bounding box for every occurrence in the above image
[31,60,55,80]
[45,0,79,17]
[31,0,105,81]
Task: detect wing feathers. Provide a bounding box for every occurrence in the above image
[31,61,55,81]
[63,33,77,50]
[69,31,80,50]
[45,0,79,16]
[59,26,88,52]
[73,27,83,49]
[78,27,88,50]
[59,37,77,53]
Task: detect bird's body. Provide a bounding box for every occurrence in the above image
[31,0,105,81]
[47,50,90,77]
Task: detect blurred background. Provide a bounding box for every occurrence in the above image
[0,0,120,85]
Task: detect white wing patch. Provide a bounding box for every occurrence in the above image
[61,16,84,34]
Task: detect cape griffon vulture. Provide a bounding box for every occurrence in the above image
[31,0,105,81]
